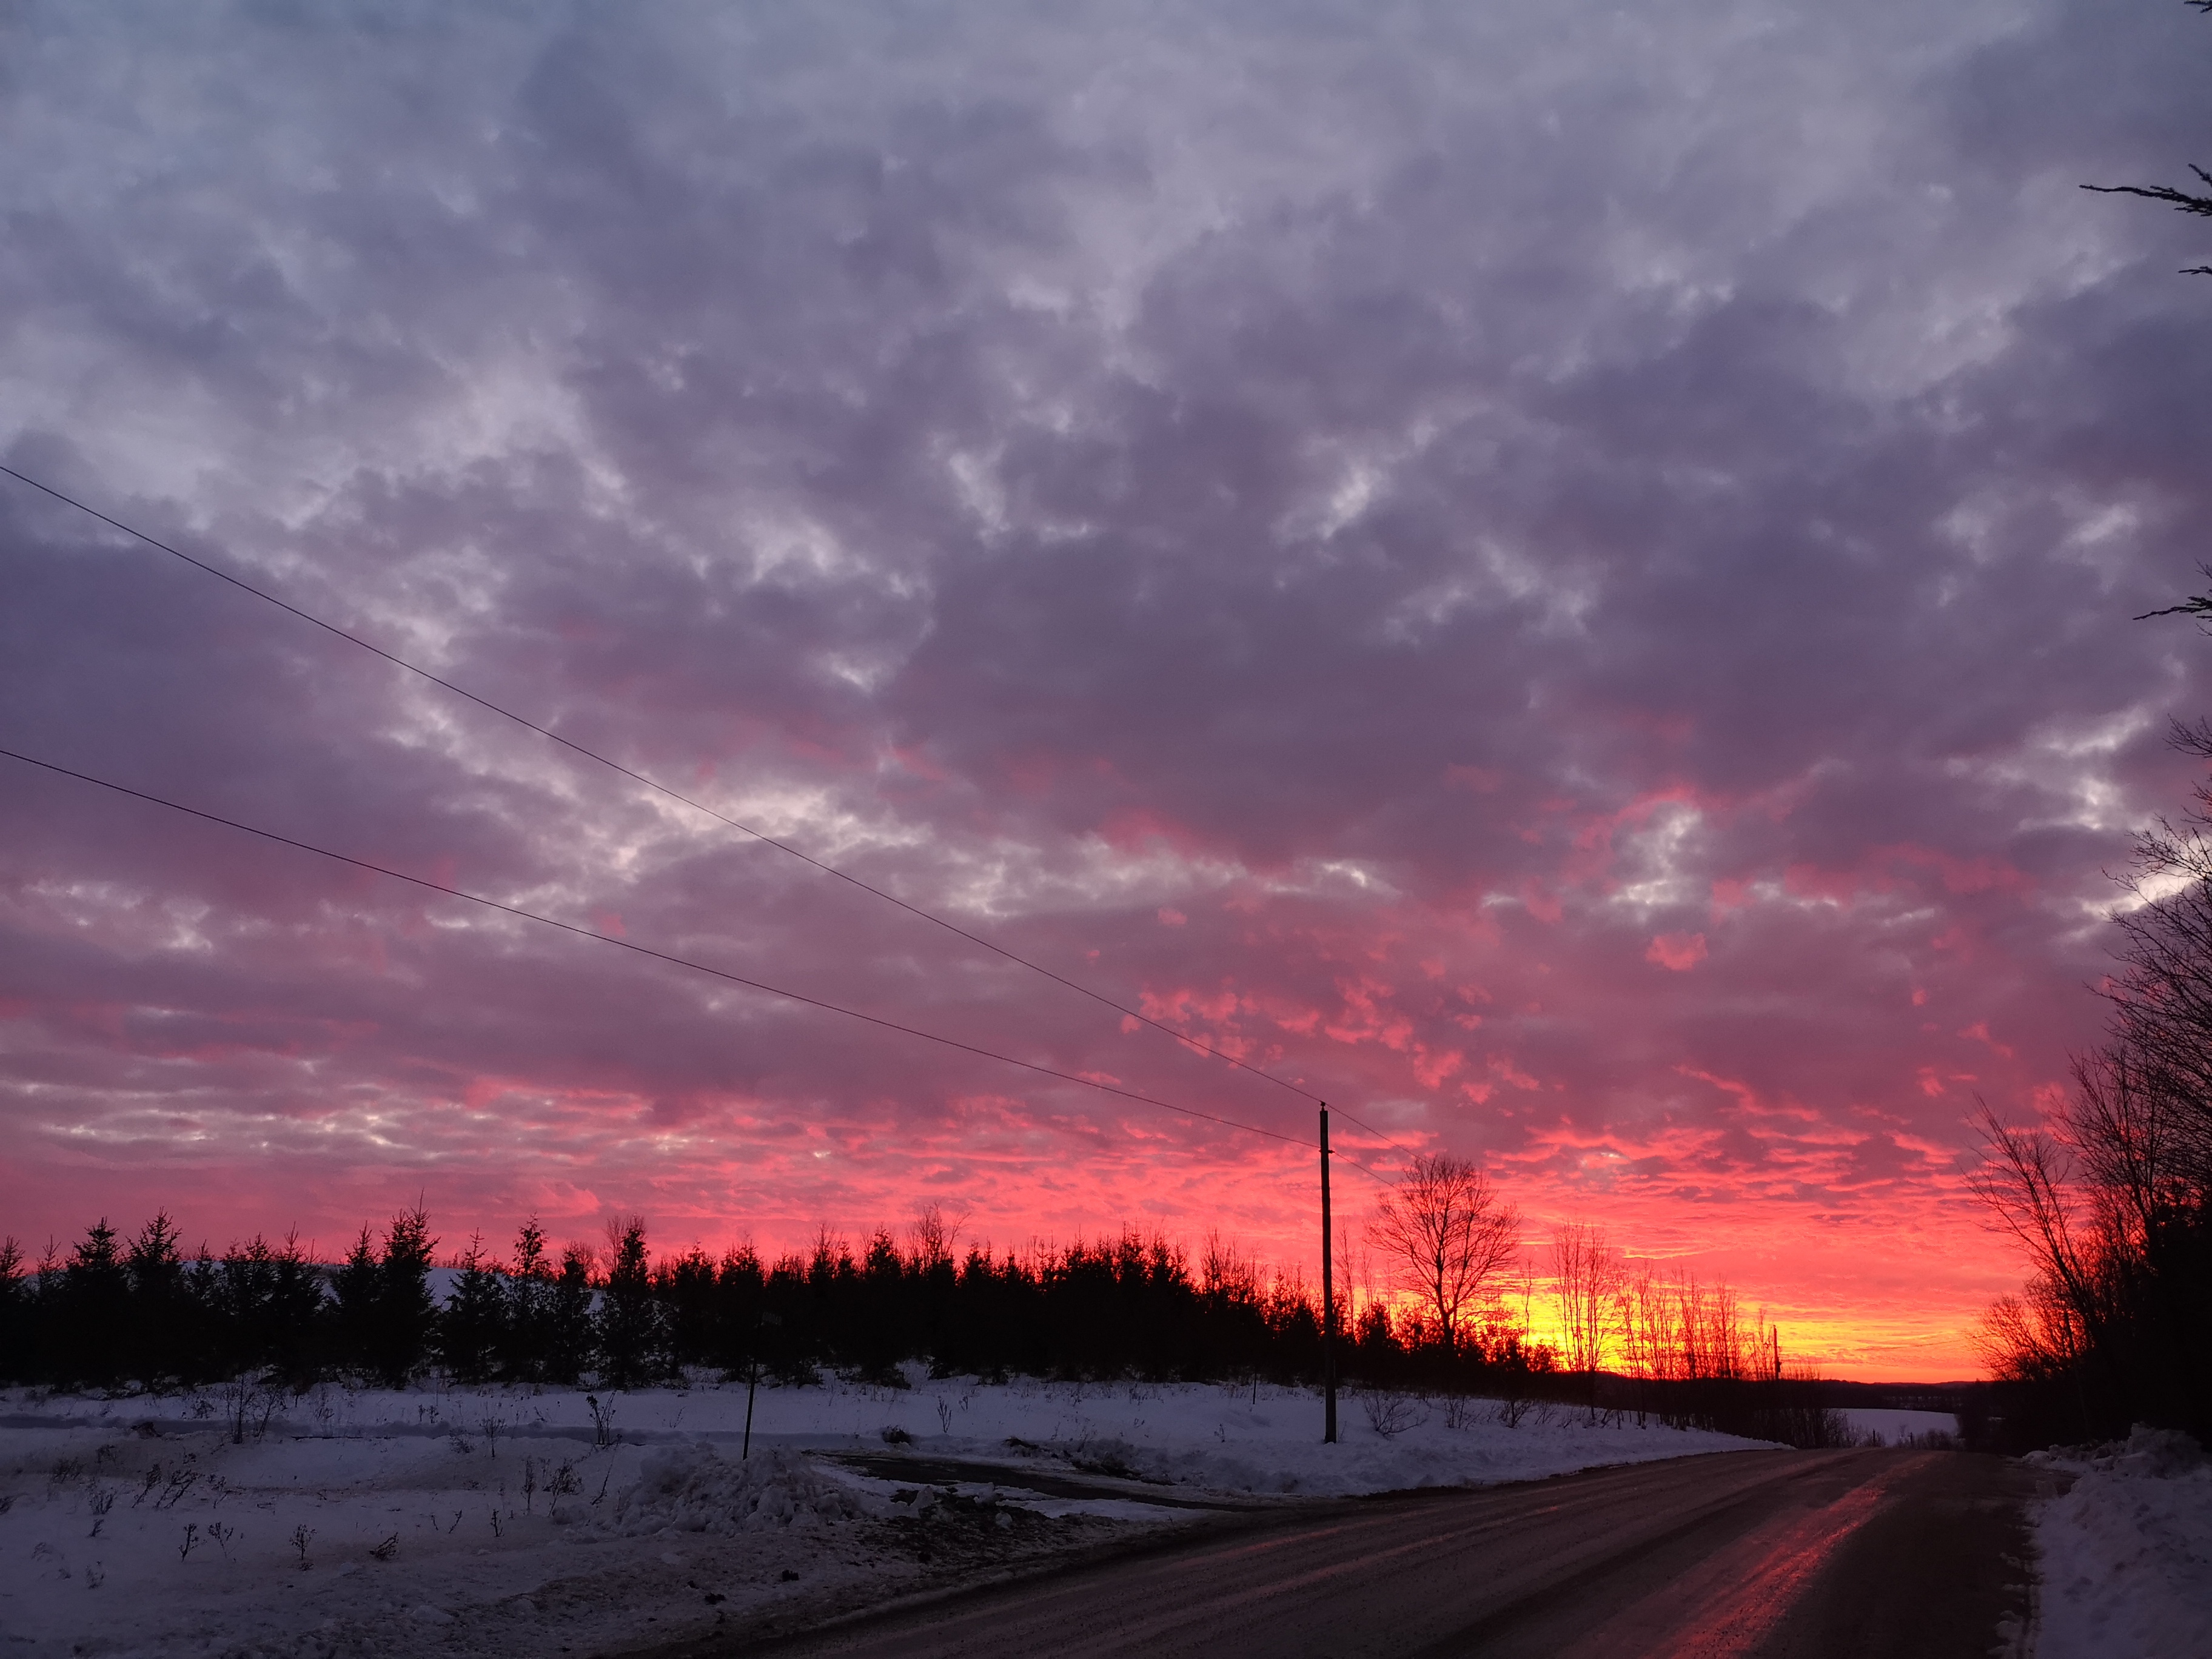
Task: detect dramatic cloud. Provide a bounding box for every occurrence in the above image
[5,0,2210,1374]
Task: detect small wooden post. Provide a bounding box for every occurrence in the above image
[743,1308,781,1459]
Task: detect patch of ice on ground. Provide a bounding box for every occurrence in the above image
[2028,1426,2212,1659]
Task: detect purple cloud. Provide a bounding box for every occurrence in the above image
[3,0,2209,1375]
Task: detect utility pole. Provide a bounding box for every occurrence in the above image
[1321,1103,1338,1444]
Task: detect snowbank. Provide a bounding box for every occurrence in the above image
[604,1447,874,1537]
[696,1369,1766,1497]
[2029,1426,2212,1659]
[0,1375,1765,1657]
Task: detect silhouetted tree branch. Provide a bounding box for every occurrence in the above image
[1370,1153,1520,1353]
[1969,706,2212,1443]
[2083,2,2212,274]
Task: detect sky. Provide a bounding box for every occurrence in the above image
[4,1,2211,1381]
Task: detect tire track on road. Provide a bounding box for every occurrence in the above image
[668,1449,2030,1659]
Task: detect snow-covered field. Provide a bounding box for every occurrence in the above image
[0,1373,1763,1657]
[1838,1407,1957,1446]
[2029,1427,2212,1659]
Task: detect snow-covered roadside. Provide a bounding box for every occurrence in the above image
[0,1375,1765,1657]
[2027,1427,2212,1659]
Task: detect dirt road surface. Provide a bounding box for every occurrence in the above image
[708,1449,2041,1658]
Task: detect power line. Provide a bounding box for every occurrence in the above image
[0,743,1316,1154]
[1331,1148,1391,1185]
[1326,1107,1416,1163]
[2,463,1330,1108]
[4,464,1418,1185]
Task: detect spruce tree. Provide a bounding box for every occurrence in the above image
[0,1238,27,1385]
[848,1228,908,1384]
[216,1230,326,1386]
[272,1232,327,1385]
[124,1212,192,1384]
[546,1244,597,1385]
[597,1219,667,1389]
[330,1226,383,1378]
[374,1207,437,1389]
[714,1244,766,1380]
[658,1245,721,1372]
[437,1233,506,1385]
[500,1219,554,1384]
[54,1220,129,1387]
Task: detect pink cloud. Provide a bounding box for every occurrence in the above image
[0,0,2178,1387]
[1646,931,1709,971]
[1412,1045,1464,1089]
[1957,1021,2015,1059]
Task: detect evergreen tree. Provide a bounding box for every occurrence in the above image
[184,1247,222,1375]
[907,1209,959,1369]
[25,1240,64,1384]
[856,1228,909,1383]
[714,1244,767,1380]
[546,1243,597,1385]
[124,1212,193,1384]
[657,1245,723,1372]
[258,1230,327,1386]
[437,1233,506,1385]
[52,1220,129,1387]
[0,1238,27,1385]
[330,1226,383,1378]
[499,1219,555,1384]
[596,1218,667,1389]
[374,1207,438,1389]
[0,1199,1526,1396]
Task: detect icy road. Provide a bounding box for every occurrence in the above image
[716,1449,2040,1659]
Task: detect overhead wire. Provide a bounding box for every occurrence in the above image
[1329,1148,1391,1185]
[0,462,1366,1121]
[0,744,1406,1173]
[1326,1107,1417,1162]
[3,464,1425,1179]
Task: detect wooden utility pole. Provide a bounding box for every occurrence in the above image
[1321,1104,1338,1444]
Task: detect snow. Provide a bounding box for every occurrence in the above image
[1838,1408,1957,1446]
[0,1375,1765,1657]
[2028,1426,2212,1659]
[605,1449,872,1537]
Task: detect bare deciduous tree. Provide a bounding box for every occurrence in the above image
[905,1203,966,1273]
[1369,1153,1518,1352]
[1968,1103,2100,1345]
[1617,1265,1674,1424]
[1971,1288,2085,1384]
[1550,1223,1623,1415]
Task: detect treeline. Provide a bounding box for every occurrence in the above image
[1356,1250,1846,1446]
[0,1207,1361,1393]
[1610,1270,1848,1447]
[1972,723,2212,1449]
[0,1202,1846,1445]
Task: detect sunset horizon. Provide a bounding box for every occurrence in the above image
[13,8,2212,1652]
[9,0,2212,1400]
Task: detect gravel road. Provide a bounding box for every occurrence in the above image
[696,1449,2040,1658]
